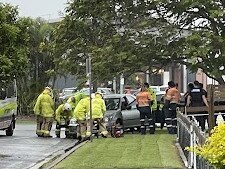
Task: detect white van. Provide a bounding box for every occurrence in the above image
[0,80,17,136]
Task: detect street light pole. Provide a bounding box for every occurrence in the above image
[120,74,124,94]
[86,57,93,141]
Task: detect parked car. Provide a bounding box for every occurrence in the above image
[103,94,124,129]
[59,87,78,100]
[103,94,140,130]
[103,93,167,131]
[79,87,113,95]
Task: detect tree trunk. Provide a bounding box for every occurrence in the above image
[215,76,225,85]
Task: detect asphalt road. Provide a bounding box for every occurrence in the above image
[0,122,76,169]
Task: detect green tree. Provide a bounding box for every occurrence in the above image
[153,0,225,84]
[54,0,174,87]
[0,3,30,87]
[17,18,56,114]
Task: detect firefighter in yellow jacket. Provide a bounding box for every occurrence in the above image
[55,103,73,138]
[67,92,88,110]
[33,87,55,137]
[73,96,90,141]
[86,92,108,138]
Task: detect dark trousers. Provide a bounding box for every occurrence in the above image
[196,114,207,131]
[41,117,54,137]
[165,103,177,134]
[36,115,43,136]
[191,103,207,131]
[138,106,155,134]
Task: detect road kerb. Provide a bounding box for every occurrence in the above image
[175,142,188,168]
[28,140,87,169]
[43,141,88,169]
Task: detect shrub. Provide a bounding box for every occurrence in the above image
[187,123,225,169]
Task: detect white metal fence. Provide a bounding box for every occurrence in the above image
[177,110,214,169]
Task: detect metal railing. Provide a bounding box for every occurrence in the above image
[177,110,215,169]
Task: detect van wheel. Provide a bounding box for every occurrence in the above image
[6,123,14,136]
[71,133,77,139]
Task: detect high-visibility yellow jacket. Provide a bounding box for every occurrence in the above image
[55,104,73,122]
[33,89,55,117]
[74,97,90,121]
[67,92,87,110]
[88,94,106,119]
[147,87,157,110]
[67,97,76,110]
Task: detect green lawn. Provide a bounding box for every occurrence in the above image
[53,129,184,169]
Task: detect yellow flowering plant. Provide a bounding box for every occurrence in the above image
[186,123,225,169]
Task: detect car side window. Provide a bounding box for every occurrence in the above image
[105,98,120,110]
[125,95,135,104]
[129,100,137,109]
[123,95,136,110]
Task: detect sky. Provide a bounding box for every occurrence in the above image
[1,0,68,20]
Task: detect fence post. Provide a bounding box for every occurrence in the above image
[188,123,194,169]
[176,108,180,142]
[208,85,215,135]
[193,130,197,169]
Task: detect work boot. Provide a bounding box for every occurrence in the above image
[140,128,146,135]
[77,136,82,142]
[101,134,107,138]
[82,136,90,141]
[172,128,177,134]
[149,128,155,134]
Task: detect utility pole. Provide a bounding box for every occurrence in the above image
[146,70,150,83]
[120,74,124,94]
[113,77,116,93]
[86,57,93,141]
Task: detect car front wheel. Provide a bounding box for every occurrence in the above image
[110,118,124,137]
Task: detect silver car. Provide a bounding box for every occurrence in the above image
[59,87,78,100]
[103,94,140,129]
[80,88,113,95]
[104,93,166,130]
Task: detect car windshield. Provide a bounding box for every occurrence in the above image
[64,90,76,95]
[104,98,120,110]
[80,88,112,95]
[63,89,76,96]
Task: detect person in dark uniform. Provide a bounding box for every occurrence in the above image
[186,81,209,131]
[184,83,194,105]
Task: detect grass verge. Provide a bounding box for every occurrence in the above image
[53,129,183,169]
[16,115,36,124]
